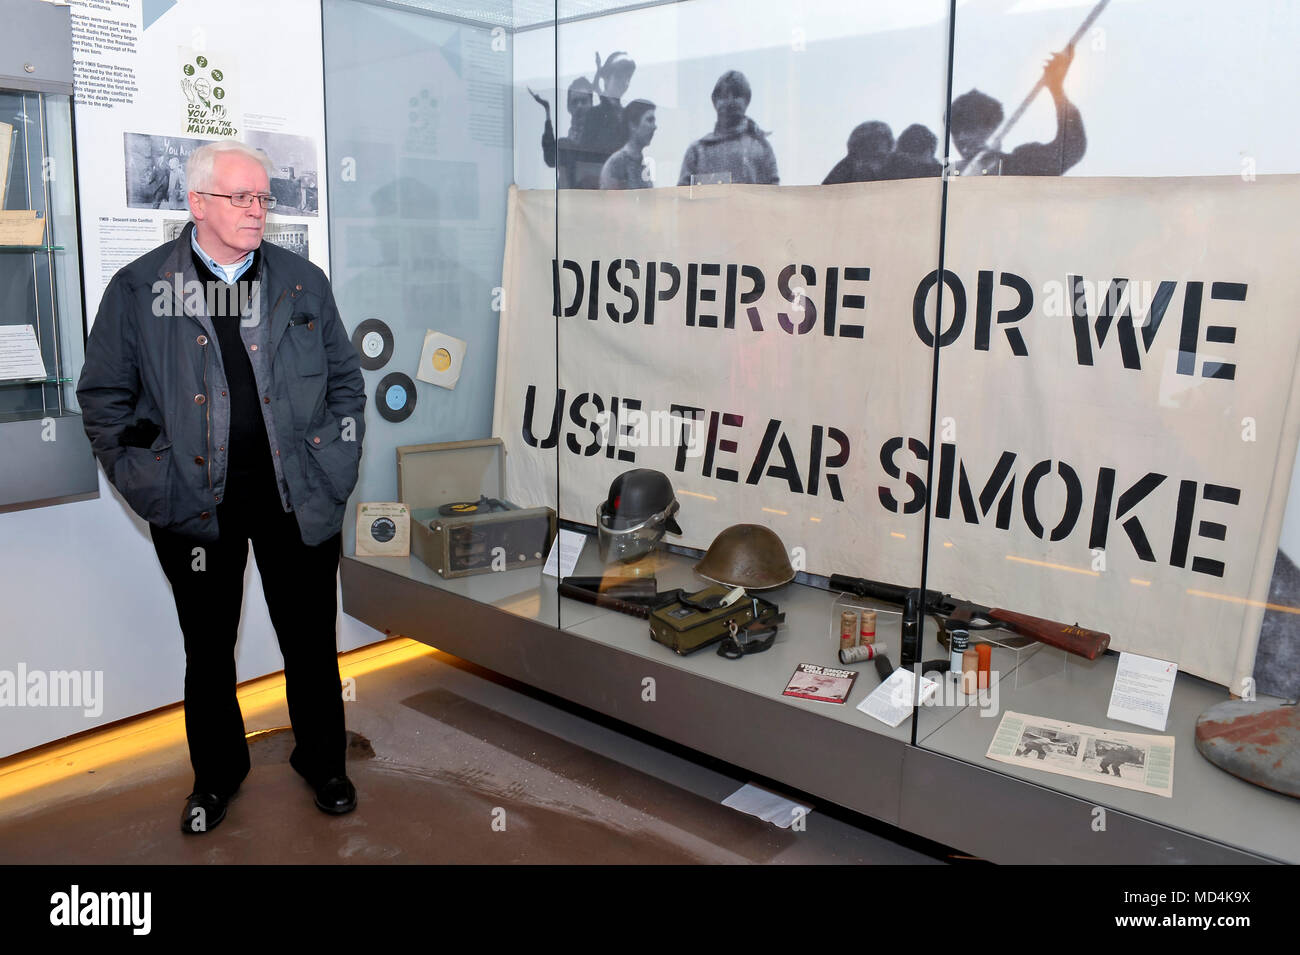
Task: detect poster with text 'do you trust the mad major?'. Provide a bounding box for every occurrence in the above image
[493,176,1300,692]
[70,0,328,319]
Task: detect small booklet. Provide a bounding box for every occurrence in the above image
[782,663,859,705]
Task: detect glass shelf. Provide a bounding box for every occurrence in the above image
[0,245,64,253]
[0,377,73,387]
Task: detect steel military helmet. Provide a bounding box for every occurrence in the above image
[694,523,795,589]
[596,469,683,562]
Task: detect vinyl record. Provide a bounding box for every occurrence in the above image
[376,372,416,422]
[437,496,512,516]
[352,318,394,371]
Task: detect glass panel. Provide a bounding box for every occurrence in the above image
[324,0,559,626]
[919,0,1300,862]
[540,0,950,739]
[0,91,83,424]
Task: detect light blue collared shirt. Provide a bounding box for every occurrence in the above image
[191,230,255,283]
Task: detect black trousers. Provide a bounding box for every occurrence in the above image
[150,485,345,797]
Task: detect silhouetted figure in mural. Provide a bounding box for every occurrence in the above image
[582,52,638,166]
[679,70,779,186]
[881,124,943,180]
[822,121,894,184]
[532,78,608,190]
[952,48,1085,176]
[600,99,657,190]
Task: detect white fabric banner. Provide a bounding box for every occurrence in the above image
[493,177,1300,690]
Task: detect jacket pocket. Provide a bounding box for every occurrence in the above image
[287,316,325,376]
[302,418,358,504]
[113,440,174,526]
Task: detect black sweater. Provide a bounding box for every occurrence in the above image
[191,247,278,509]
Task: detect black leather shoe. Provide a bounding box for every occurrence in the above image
[180,791,229,834]
[313,775,357,814]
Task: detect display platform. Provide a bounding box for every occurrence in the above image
[341,535,1294,864]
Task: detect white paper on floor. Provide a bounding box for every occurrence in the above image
[722,783,812,829]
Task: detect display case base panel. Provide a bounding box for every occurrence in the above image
[0,415,98,512]
[341,549,1294,864]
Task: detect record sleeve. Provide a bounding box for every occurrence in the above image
[355,502,411,557]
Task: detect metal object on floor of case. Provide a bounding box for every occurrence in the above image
[1194,699,1300,799]
[839,643,886,665]
[558,578,678,619]
[717,617,780,659]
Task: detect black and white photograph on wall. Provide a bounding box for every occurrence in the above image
[123,133,209,210]
[520,0,1300,190]
[263,222,310,258]
[244,129,320,216]
[513,2,1097,189]
[162,218,310,258]
[125,130,320,217]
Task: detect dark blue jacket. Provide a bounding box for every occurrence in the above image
[77,223,365,545]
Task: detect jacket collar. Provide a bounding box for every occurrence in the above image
[158,222,292,342]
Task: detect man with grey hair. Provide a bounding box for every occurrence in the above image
[78,139,366,834]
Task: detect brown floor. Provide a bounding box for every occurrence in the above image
[0,641,943,864]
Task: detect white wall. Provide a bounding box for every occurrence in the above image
[0,472,384,757]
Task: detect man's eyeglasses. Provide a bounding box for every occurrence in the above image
[199,191,278,209]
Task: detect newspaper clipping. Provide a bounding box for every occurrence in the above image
[986,711,1175,797]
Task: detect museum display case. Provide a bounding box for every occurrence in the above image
[0,17,97,511]
[331,0,1300,863]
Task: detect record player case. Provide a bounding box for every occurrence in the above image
[395,437,556,578]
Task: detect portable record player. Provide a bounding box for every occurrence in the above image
[396,438,556,578]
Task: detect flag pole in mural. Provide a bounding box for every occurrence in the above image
[957,0,1112,177]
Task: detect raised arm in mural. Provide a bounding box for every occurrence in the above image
[582,52,638,164]
[953,47,1086,176]
[530,79,605,189]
